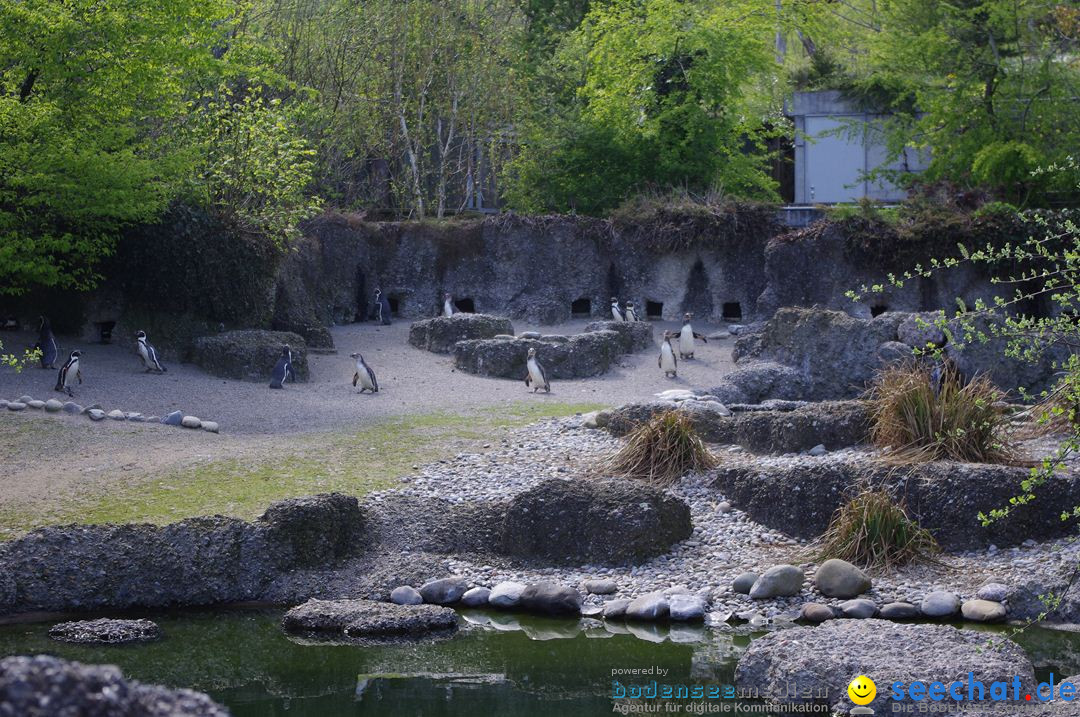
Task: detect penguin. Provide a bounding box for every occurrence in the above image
[350,352,379,393]
[625,301,639,322]
[442,292,456,318]
[135,330,166,373]
[659,332,678,378]
[35,316,59,369]
[678,312,708,359]
[54,350,82,396]
[269,345,295,389]
[524,347,550,393]
[374,289,392,326]
[610,297,625,322]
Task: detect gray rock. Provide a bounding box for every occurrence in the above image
[390,586,423,605]
[976,582,1009,602]
[519,331,541,339]
[668,594,705,621]
[961,599,1006,623]
[603,599,631,619]
[878,340,914,363]
[191,329,309,382]
[162,410,183,426]
[583,579,618,595]
[625,592,669,621]
[408,314,515,354]
[0,655,228,716]
[799,603,835,623]
[921,591,961,618]
[732,572,759,595]
[62,402,83,414]
[583,320,654,352]
[808,443,827,456]
[16,395,32,403]
[519,583,582,616]
[6,401,26,411]
[455,331,626,379]
[126,412,145,422]
[838,598,878,619]
[734,619,1035,713]
[489,581,526,608]
[26,400,45,409]
[49,618,161,645]
[814,559,872,599]
[418,577,468,605]
[581,605,604,618]
[749,565,804,599]
[181,416,202,429]
[898,312,946,349]
[43,399,63,413]
[879,602,920,620]
[283,598,457,638]
[500,478,691,565]
[461,587,491,607]
[83,403,102,412]
[718,501,732,514]
[107,409,126,420]
[201,421,219,433]
[87,409,105,421]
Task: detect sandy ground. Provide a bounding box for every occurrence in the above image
[0,319,736,436]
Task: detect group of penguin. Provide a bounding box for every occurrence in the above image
[29,291,709,400]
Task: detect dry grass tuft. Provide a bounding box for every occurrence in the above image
[602,411,718,487]
[816,488,940,571]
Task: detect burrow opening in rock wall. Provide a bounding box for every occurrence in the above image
[387,296,402,316]
[646,301,663,319]
[681,260,714,318]
[454,297,475,313]
[354,268,368,321]
[870,304,888,317]
[722,302,743,322]
[571,298,592,317]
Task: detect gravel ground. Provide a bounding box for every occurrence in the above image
[0,319,735,435]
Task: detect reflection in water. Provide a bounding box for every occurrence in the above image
[0,609,1076,716]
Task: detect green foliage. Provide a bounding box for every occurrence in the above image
[866,361,1018,465]
[603,410,718,487]
[817,488,940,571]
[0,340,38,372]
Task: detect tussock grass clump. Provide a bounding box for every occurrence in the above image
[867,360,1018,464]
[604,411,718,487]
[817,489,940,571]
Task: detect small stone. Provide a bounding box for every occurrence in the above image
[107,409,126,421]
[180,415,202,429]
[921,591,960,618]
[44,399,63,412]
[390,586,423,605]
[125,412,144,422]
[87,409,105,421]
[814,559,872,599]
[625,592,669,621]
[749,565,804,599]
[489,581,526,609]
[583,579,618,595]
[976,583,1009,603]
[718,501,732,514]
[603,599,631,619]
[800,603,835,623]
[460,587,491,607]
[838,599,878,619]
[808,444,827,457]
[201,421,219,433]
[961,599,1006,623]
[161,410,183,426]
[419,577,468,605]
[62,402,83,414]
[879,602,920,620]
[6,402,26,411]
[17,395,32,404]
[732,572,759,595]
[668,595,705,621]
[26,400,45,409]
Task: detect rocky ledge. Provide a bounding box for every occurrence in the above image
[408,314,515,354]
[0,655,228,716]
[282,598,458,640]
[48,618,162,645]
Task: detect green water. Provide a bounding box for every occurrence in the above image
[1,609,1079,716]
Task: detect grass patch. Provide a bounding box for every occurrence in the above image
[602,410,717,487]
[867,360,1018,464]
[816,488,941,571]
[0,401,603,537]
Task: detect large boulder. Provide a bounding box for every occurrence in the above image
[583,321,654,352]
[734,619,1035,714]
[282,597,457,638]
[0,655,229,716]
[499,478,692,565]
[190,329,309,382]
[518,583,582,616]
[814,559,871,598]
[259,492,364,569]
[408,314,515,354]
[749,565,804,599]
[454,331,624,379]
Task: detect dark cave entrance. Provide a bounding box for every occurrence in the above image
[354,268,367,321]
[387,296,401,316]
[870,304,888,318]
[722,302,743,322]
[455,297,475,313]
[571,298,592,317]
[680,260,714,318]
[646,301,664,319]
[606,263,622,303]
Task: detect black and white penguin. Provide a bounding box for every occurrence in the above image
[350,352,379,393]
[442,292,456,318]
[36,316,59,369]
[135,330,166,373]
[678,312,708,359]
[659,332,678,378]
[625,301,639,322]
[610,297,625,322]
[374,289,392,326]
[524,347,550,393]
[54,350,82,396]
[269,345,295,389]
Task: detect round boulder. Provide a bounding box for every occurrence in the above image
[419,577,468,605]
[461,587,491,607]
[489,581,526,609]
[390,586,423,606]
[799,603,835,623]
[500,478,692,565]
[519,583,582,616]
[48,618,161,645]
[961,599,1006,623]
[749,565,805,599]
[921,591,961,618]
[879,602,920,620]
[732,573,759,595]
[814,559,872,599]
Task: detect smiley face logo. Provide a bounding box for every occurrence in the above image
[848,675,876,705]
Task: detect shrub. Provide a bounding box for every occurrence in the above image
[817,488,940,571]
[603,411,717,487]
[866,360,1018,465]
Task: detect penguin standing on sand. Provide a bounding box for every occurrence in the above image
[54,350,82,396]
[610,298,625,322]
[374,289,392,326]
[135,331,167,373]
[269,345,295,389]
[625,302,639,322]
[442,293,456,318]
[659,332,678,378]
[36,316,58,369]
[524,347,550,393]
[350,352,379,393]
[678,313,708,359]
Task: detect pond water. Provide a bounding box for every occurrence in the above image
[1,609,1079,716]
